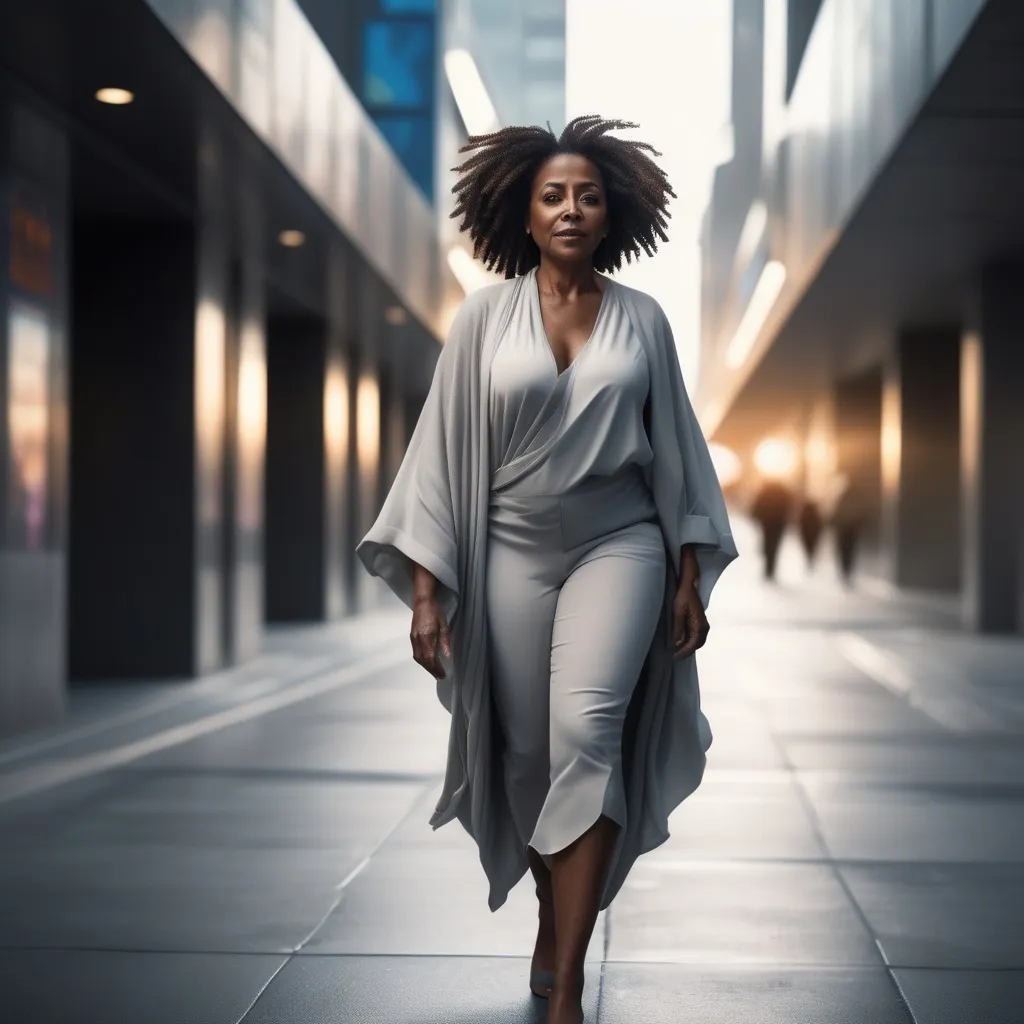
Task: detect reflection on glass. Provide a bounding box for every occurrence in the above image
[324,364,350,460]
[195,297,226,524]
[375,116,433,198]
[364,21,434,107]
[881,377,902,493]
[237,320,266,531]
[381,0,435,12]
[8,303,50,550]
[356,374,380,472]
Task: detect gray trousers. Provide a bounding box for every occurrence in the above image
[485,466,667,858]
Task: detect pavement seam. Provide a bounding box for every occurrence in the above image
[233,957,292,1024]
[0,648,410,807]
[885,967,922,1024]
[290,776,443,954]
[0,654,333,768]
[753,647,921,1024]
[234,777,440,1023]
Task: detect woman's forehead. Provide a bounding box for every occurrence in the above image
[532,152,604,189]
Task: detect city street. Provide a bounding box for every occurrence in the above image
[1,520,1022,1023]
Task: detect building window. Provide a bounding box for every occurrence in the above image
[381,0,434,11]
[364,21,434,107]
[375,116,434,198]
[361,1,435,202]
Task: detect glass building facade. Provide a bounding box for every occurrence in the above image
[362,0,438,202]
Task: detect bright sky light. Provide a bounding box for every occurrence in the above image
[566,0,732,390]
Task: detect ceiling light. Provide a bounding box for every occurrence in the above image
[725,260,786,369]
[95,88,135,106]
[753,437,799,480]
[444,49,499,136]
[278,229,306,248]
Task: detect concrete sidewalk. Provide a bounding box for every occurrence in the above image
[0,521,1021,1022]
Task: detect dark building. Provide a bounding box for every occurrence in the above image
[0,0,463,737]
[700,0,1024,633]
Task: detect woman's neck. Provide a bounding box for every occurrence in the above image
[536,258,600,299]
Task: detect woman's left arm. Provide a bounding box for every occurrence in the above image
[672,543,709,659]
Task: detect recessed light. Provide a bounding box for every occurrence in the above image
[95,87,134,106]
[385,306,407,326]
[278,229,306,248]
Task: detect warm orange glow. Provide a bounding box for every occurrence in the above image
[236,320,266,531]
[961,331,981,490]
[324,365,350,458]
[356,374,380,470]
[707,442,742,488]
[95,87,135,105]
[237,323,266,448]
[805,435,831,467]
[754,436,799,480]
[278,229,306,248]
[8,305,50,548]
[881,376,902,493]
[195,299,226,523]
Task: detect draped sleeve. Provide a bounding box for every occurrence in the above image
[627,289,738,610]
[355,293,488,627]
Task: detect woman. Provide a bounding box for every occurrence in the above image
[357,116,737,1024]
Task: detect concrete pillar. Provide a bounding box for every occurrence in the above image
[68,127,260,681]
[0,96,70,736]
[69,217,233,680]
[265,314,332,622]
[961,264,1024,633]
[880,328,961,590]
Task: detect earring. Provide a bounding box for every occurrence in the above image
[526,226,531,235]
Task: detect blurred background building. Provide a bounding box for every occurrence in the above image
[4,0,1020,748]
[700,0,1024,634]
[0,0,471,737]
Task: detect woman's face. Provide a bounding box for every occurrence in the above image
[526,152,609,266]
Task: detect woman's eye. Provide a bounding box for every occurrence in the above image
[582,195,599,204]
[544,194,560,203]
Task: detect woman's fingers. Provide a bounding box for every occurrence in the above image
[411,625,446,679]
[674,602,710,659]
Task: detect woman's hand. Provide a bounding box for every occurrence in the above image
[410,596,451,679]
[671,580,709,659]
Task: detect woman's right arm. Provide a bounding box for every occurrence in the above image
[410,563,451,679]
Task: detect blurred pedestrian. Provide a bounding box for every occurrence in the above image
[833,481,865,585]
[356,116,738,1024]
[797,498,824,569]
[750,478,794,581]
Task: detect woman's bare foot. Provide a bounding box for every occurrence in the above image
[546,968,584,1023]
[530,885,556,997]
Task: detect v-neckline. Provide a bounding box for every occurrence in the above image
[532,267,611,379]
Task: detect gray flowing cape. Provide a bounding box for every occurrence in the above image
[356,274,738,912]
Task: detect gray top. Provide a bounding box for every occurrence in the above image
[489,266,652,493]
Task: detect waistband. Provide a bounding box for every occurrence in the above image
[489,463,656,513]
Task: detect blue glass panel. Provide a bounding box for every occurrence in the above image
[363,20,434,109]
[381,0,435,11]
[376,115,434,201]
